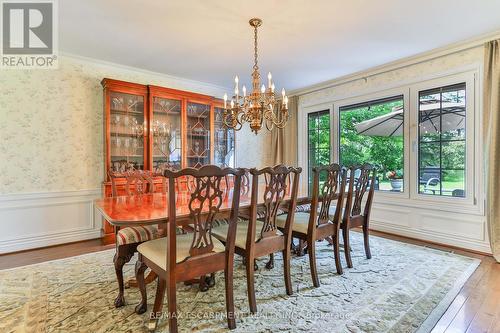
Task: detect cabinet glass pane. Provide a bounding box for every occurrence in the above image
[109,92,145,172]
[187,102,210,168]
[214,107,235,168]
[151,97,182,171]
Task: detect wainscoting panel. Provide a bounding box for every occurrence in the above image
[370,205,411,228]
[369,203,490,254]
[0,189,102,254]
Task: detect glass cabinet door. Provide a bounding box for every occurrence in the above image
[186,102,211,168]
[109,91,146,172]
[151,96,182,171]
[214,106,235,167]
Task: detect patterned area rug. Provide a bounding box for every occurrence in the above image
[0,233,479,333]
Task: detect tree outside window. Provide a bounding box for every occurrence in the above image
[339,96,404,192]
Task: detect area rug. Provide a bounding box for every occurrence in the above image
[0,233,479,333]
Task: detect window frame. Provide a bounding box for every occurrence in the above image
[297,69,482,215]
[298,102,333,196]
[306,109,332,195]
[409,72,476,206]
[333,87,411,199]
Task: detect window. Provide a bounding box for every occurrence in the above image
[418,83,466,197]
[339,96,404,192]
[307,110,330,193]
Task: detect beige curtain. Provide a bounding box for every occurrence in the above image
[271,95,298,166]
[484,39,500,262]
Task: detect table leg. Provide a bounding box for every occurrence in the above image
[183,273,216,292]
[126,270,157,288]
[293,239,307,256]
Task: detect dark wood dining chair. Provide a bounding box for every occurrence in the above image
[108,169,163,308]
[342,164,376,268]
[276,164,347,286]
[212,165,301,313]
[134,165,245,332]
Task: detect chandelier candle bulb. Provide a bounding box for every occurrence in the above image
[243,85,247,97]
[268,72,272,87]
[271,83,275,92]
[223,93,227,108]
[261,84,265,94]
[230,100,235,108]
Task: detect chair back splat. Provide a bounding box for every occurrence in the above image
[310,164,346,230]
[345,164,376,219]
[164,165,245,261]
[249,165,301,244]
[108,169,155,197]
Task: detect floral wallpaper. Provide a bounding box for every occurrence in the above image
[0,56,234,194]
[234,125,273,169]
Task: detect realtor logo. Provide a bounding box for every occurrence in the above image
[1,0,58,68]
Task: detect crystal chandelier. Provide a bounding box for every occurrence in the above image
[223,18,289,134]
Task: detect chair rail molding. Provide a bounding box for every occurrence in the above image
[0,189,102,254]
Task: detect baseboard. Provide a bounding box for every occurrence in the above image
[0,229,102,254]
[0,189,102,254]
[370,220,492,254]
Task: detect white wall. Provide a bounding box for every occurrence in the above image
[296,45,490,254]
[0,55,270,253]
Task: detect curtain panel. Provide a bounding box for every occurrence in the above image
[484,39,500,261]
[271,95,298,166]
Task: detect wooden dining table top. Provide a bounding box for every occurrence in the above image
[94,184,310,227]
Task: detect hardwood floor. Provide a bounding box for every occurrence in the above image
[0,239,114,270]
[0,232,498,332]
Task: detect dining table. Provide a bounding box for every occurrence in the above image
[94,182,310,228]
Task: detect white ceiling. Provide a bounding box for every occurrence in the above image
[60,0,500,92]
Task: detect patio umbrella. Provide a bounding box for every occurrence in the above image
[354,100,465,137]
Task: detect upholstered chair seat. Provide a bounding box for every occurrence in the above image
[290,204,341,218]
[116,225,160,246]
[295,203,312,212]
[276,212,314,234]
[212,220,283,250]
[137,234,226,269]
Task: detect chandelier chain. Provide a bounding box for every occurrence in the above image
[253,25,258,71]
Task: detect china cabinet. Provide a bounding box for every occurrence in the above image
[101,79,235,243]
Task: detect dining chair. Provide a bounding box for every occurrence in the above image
[108,169,163,308]
[134,165,245,332]
[342,164,376,268]
[275,164,347,287]
[212,165,301,313]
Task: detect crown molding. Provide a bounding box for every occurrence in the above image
[290,30,500,97]
[59,52,229,95]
